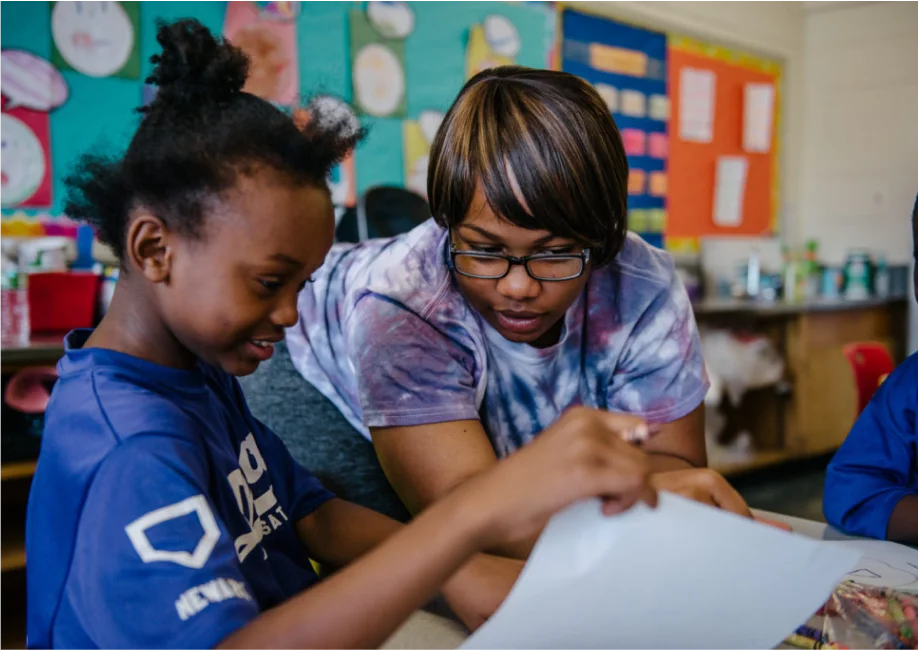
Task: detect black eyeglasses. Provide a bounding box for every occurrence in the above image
[447,242,591,282]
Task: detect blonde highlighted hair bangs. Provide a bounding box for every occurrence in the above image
[427,66,629,266]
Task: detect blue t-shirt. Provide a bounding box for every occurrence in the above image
[824,351,918,539]
[26,330,335,649]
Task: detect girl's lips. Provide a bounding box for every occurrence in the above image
[495,311,544,335]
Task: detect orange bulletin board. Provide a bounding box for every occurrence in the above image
[667,36,782,240]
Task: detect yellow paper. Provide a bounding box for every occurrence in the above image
[403,120,430,197]
[466,24,513,80]
[589,44,647,77]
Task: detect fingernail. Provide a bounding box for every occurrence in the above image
[623,423,661,444]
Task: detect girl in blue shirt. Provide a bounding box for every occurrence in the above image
[25,20,658,649]
[823,196,918,544]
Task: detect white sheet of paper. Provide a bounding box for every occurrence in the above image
[679,67,716,143]
[464,495,860,650]
[713,156,749,227]
[830,538,918,593]
[743,83,775,153]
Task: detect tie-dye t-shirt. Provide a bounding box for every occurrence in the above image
[286,219,707,458]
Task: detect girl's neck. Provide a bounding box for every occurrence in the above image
[87,277,198,370]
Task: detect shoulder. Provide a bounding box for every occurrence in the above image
[880,352,918,403]
[588,234,686,323]
[326,219,453,315]
[607,233,676,288]
[44,365,213,451]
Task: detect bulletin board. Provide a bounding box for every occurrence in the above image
[0,1,556,220]
[561,9,669,249]
[666,35,783,240]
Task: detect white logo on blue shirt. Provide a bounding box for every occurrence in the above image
[174,577,254,621]
[124,495,220,569]
[227,433,290,563]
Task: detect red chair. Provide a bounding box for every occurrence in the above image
[842,342,895,415]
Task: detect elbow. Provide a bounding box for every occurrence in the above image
[823,468,897,540]
[822,468,867,536]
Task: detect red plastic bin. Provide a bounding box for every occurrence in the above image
[27,272,100,333]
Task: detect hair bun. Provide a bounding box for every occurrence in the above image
[146,19,248,106]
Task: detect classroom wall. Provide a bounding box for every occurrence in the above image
[799,1,918,266]
[569,1,806,242]
[0,1,553,217]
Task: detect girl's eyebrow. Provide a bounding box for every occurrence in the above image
[267,252,305,267]
[459,224,502,241]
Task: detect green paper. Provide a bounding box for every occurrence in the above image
[50,1,140,80]
[349,10,406,118]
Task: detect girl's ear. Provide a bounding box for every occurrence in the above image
[125,209,174,283]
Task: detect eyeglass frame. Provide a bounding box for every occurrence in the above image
[446,231,591,282]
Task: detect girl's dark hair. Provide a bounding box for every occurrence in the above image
[64,19,362,259]
[427,66,628,267]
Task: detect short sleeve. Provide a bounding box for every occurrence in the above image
[608,271,709,423]
[345,295,482,428]
[252,417,336,521]
[68,435,258,649]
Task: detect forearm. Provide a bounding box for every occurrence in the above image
[297,497,522,631]
[219,493,485,649]
[887,494,918,544]
[296,499,401,569]
[440,554,524,630]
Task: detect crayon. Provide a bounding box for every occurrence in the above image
[793,625,826,643]
[784,633,825,649]
[900,597,918,639]
[784,633,848,650]
[888,596,914,644]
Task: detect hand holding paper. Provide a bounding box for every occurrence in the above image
[454,407,658,552]
[465,494,861,649]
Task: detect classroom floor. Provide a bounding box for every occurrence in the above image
[731,457,830,523]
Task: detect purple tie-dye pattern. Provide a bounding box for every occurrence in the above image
[286,220,708,458]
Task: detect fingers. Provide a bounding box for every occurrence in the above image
[755,515,793,532]
[704,471,754,518]
[589,434,655,515]
[591,409,647,437]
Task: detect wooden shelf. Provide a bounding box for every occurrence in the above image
[712,447,835,477]
[1,537,25,573]
[0,461,36,482]
[712,449,793,476]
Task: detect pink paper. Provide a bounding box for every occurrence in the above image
[648,132,668,159]
[621,129,646,157]
[224,1,298,106]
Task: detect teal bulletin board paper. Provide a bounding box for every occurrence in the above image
[1,1,554,218]
[50,1,142,80]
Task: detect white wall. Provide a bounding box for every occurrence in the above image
[568,1,806,248]
[799,1,918,265]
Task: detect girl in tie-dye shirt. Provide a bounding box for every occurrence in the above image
[245,67,753,551]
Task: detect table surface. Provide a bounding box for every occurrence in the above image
[382,510,908,650]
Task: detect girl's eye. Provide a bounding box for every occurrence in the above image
[471,245,502,254]
[544,247,576,256]
[297,277,315,292]
[259,279,283,292]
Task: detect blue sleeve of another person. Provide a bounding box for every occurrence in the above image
[824,353,918,539]
[65,434,259,648]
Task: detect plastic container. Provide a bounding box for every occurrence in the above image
[1,270,30,348]
[27,271,100,333]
